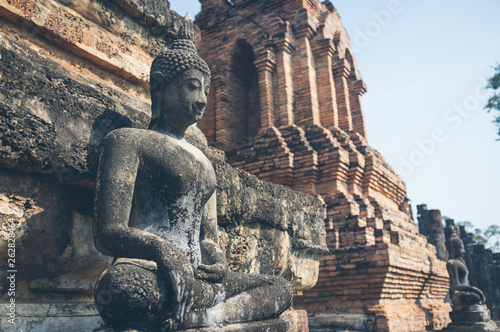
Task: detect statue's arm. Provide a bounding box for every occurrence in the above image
[447,260,459,290]
[198,191,228,282]
[93,130,194,320]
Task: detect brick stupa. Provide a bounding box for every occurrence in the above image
[195,0,451,331]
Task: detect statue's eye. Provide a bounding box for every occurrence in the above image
[188,79,201,91]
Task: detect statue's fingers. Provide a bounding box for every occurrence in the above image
[173,285,180,303]
[179,302,185,321]
[168,272,181,303]
[175,279,185,303]
[198,263,222,273]
[180,283,191,320]
[197,263,211,272]
[176,304,183,321]
[176,296,187,321]
[186,293,193,314]
[181,291,191,321]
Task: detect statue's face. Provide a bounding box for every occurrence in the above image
[160,69,210,126]
[458,243,465,257]
[453,240,465,258]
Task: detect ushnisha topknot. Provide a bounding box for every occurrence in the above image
[150,14,211,92]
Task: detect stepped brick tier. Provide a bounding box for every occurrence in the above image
[195,0,451,330]
[0,0,326,330]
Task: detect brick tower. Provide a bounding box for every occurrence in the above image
[196,0,451,331]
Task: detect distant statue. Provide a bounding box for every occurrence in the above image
[444,227,498,331]
[92,17,292,332]
[447,235,486,307]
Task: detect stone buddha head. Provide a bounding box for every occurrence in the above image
[149,18,211,133]
[450,235,466,260]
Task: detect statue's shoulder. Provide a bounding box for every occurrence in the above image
[103,127,151,145]
[100,128,150,155]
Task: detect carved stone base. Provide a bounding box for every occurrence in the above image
[94,319,289,332]
[444,305,500,331]
[443,320,499,332]
[450,304,491,323]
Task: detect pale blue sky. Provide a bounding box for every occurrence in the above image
[170,0,500,231]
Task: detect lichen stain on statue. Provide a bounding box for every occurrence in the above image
[444,225,499,331]
[92,16,292,332]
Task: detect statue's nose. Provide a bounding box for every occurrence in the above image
[198,91,207,108]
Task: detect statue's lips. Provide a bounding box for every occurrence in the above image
[193,107,205,116]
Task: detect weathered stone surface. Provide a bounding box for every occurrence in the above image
[418,204,448,261]
[0,31,150,184]
[458,223,500,321]
[207,154,327,289]
[0,0,184,84]
[0,169,112,282]
[467,246,500,320]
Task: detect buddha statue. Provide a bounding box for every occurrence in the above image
[444,231,500,331]
[92,17,292,332]
[447,235,486,307]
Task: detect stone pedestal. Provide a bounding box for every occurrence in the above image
[181,318,289,332]
[94,318,289,332]
[444,305,500,331]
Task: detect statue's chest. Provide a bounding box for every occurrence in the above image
[138,138,216,199]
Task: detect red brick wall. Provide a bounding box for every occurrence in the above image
[195,1,451,330]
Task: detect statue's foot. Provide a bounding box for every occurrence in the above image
[161,310,224,331]
[161,319,176,332]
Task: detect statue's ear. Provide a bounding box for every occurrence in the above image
[150,71,164,92]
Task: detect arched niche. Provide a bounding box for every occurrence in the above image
[229,39,260,144]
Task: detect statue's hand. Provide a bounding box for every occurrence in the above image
[157,248,195,322]
[198,239,228,282]
[168,266,194,322]
[195,262,228,282]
